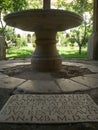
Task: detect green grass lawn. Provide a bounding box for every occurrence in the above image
[6,46,87,59]
[6,46,33,59]
[57,46,87,58]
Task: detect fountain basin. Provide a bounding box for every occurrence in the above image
[4,9,83,31]
[4,9,83,72]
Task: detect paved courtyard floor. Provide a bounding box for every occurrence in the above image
[0,58,98,130]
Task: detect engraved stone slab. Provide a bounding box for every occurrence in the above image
[0,94,98,123]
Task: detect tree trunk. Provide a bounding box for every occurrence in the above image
[0,35,6,60]
[0,10,6,60]
[79,45,82,54]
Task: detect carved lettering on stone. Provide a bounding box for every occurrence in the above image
[0,94,98,123]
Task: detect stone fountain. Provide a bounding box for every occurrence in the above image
[4,0,83,72]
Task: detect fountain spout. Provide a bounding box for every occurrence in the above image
[43,0,51,9]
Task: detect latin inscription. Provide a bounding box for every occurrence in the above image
[0,94,98,123]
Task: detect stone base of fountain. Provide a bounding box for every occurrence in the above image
[31,31,62,72]
[31,57,62,72]
[1,64,93,80]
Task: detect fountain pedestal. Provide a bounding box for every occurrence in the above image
[31,31,62,71]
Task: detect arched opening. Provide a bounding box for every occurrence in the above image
[27,34,31,43]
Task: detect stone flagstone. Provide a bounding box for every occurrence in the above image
[0,94,98,123]
[71,76,98,89]
[81,65,98,73]
[0,73,9,79]
[0,77,25,89]
[13,80,61,94]
[84,74,98,79]
[56,79,88,92]
[23,72,53,80]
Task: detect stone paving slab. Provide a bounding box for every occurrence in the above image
[0,59,30,70]
[71,76,98,89]
[62,61,85,67]
[0,62,30,70]
[81,65,98,73]
[62,61,98,72]
[21,72,53,80]
[0,72,9,79]
[0,77,25,89]
[13,80,61,94]
[0,94,98,123]
[84,74,98,79]
[0,59,30,65]
[56,79,88,92]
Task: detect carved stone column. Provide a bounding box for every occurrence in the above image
[31,30,62,72]
[88,0,98,60]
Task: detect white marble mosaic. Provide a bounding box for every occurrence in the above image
[0,94,98,123]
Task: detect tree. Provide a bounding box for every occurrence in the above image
[56,0,74,10]
[26,0,42,9]
[56,0,93,54]
[0,0,28,59]
[70,0,93,54]
[0,0,28,32]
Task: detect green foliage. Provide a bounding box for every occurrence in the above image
[56,0,93,54]
[0,0,28,38]
[56,0,73,11]
[4,27,15,40]
[71,0,93,14]
[4,27,27,47]
[56,0,93,13]
[0,0,28,13]
[15,37,26,47]
[26,0,42,9]
[57,32,66,46]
